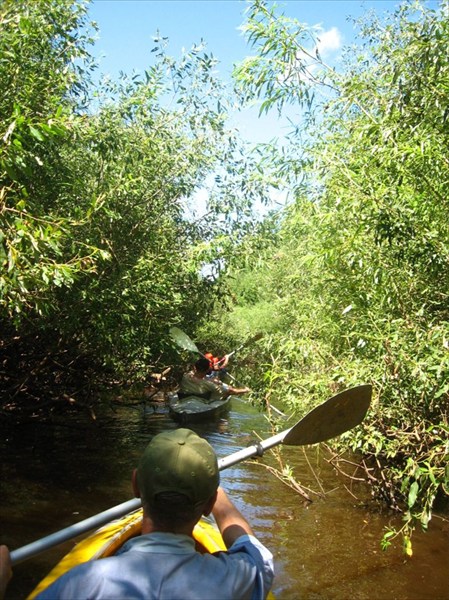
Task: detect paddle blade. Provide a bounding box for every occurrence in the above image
[283,384,372,446]
[169,327,200,354]
[246,331,264,347]
[228,332,264,358]
[248,331,263,342]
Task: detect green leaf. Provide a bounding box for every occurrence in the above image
[28,125,45,141]
[408,481,419,508]
[403,536,413,558]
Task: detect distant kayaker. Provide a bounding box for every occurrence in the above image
[29,429,274,599]
[179,357,249,401]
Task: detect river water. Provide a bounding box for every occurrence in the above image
[1,396,448,599]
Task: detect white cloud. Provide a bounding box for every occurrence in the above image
[316,27,342,57]
[291,25,343,84]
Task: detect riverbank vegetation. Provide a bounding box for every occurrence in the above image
[0,0,268,411]
[1,0,448,551]
[208,0,449,553]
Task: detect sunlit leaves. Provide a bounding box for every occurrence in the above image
[234,0,335,116]
[1,0,274,381]
[216,0,449,554]
[0,0,99,319]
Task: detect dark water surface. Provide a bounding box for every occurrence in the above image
[1,397,448,599]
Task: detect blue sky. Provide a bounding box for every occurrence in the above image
[88,0,406,143]
[87,0,436,213]
[89,0,399,82]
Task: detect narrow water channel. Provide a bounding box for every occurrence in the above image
[1,397,448,599]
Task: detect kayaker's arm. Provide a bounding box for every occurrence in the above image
[0,545,12,600]
[216,354,229,369]
[211,487,255,548]
[225,385,250,396]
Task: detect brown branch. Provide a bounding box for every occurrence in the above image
[302,447,326,497]
[250,460,313,502]
[343,484,360,501]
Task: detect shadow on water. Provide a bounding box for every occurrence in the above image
[1,395,448,599]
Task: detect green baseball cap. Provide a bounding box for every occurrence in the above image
[137,428,219,507]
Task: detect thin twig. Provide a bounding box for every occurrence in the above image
[343,483,360,501]
[433,514,449,524]
[302,447,326,497]
[250,460,312,502]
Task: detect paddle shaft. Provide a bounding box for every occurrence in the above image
[10,429,290,566]
[10,498,142,566]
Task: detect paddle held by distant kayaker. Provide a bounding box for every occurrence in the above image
[32,428,273,599]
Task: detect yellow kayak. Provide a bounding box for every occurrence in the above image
[28,509,227,599]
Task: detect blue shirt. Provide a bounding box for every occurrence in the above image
[36,532,274,600]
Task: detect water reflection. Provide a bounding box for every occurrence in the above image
[1,396,448,600]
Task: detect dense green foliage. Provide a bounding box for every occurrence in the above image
[208,0,448,552]
[1,0,99,314]
[0,0,267,391]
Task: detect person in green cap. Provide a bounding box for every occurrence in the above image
[30,428,274,599]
